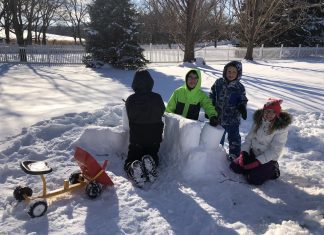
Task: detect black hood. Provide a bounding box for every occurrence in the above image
[131,69,154,93]
[222,61,243,81]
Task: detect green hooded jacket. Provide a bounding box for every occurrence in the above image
[166,69,217,120]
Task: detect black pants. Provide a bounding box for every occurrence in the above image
[230,160,280,185]
[124,143,160,170]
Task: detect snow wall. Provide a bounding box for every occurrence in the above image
[73,107,228,181]
[160,113,228,181]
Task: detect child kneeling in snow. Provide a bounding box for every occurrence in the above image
[124,69,165,187]
[230,98,292,185]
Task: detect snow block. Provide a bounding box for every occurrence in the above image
[199,123,224,150]
[122,105,129,131]
[73,125,128,156]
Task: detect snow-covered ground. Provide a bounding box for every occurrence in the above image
[0,59,323,234]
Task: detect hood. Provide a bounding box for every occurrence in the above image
[185,69,202,91]
[254,109,292,130]
[222,61,242,82]
[132,69,154,93]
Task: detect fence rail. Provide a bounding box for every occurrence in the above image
[0,44,323,64]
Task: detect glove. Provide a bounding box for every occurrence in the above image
[209,116,219,127]
[243,160,260,170]
[241,151,255,165]
[238,104,247,120]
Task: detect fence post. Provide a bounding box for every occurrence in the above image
[315,44,319,57]
[297,44,301,57]
[259,44,264,59]
[47,48,50,63]
[204,42,207,61]
[279,44,283,59]
[150,43,152,62]
[227,44,230,61]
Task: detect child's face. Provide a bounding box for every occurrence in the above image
[226,66,238,81]
[263,109,277,121]
[187,73,198,89]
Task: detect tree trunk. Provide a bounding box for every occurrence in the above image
[245,40,254,60]
[5,26,10,44]
[184,39,195,62]
[183,0,195,62]
[42,29,47,45]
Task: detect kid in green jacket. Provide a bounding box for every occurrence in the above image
[166,69,218,126]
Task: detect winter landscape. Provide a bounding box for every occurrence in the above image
[0,59,323,234]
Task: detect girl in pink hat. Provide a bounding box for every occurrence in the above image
[230,98,292,185]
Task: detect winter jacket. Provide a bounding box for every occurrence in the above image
[166,69,217,120]
[126,71,165,146]
[241,109,292,164]
[209,61,248,126]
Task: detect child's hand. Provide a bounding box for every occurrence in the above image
[238,151,260,170]
[238,104,247,120]
[209,116,219,127]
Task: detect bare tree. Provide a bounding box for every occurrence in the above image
[61,0,89,45]
[232,0,323,60]
[38,0,63,45]
[9,0,26,46]
[146,0,219,62]
[24,0,39,44]
[0,0,11,43]
[205,0,230,47]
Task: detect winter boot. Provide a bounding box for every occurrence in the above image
[142,155,158,182]
[126,160,146,188]
[227,153,238,162]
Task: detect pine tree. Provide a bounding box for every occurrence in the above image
[86,0,147,69]
[265,0,324,47]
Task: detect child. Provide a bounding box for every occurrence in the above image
[124,69,165,187]
[230,98,292,185]
[209,61,248,160]
[166,69,218,126]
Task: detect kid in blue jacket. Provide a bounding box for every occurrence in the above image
[209,61,248,160]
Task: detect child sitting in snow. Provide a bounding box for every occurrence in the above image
[209,61,248,160]
[124,69,165,187]
[230,98,292,185]
[166,69,218,126]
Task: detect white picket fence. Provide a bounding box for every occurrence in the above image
[0,45,87,64]
[0,44,323,64]
[143,44,324,63]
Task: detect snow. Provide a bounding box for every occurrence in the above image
[0,59,323,234]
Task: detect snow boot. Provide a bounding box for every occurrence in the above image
[227,153,238,162]
[142,155,158,183]
[126,160,146,188]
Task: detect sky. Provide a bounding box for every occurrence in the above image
[0,58,323,234]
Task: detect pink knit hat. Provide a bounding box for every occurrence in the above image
[263,98,283,116]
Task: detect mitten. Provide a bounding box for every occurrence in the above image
[209,116,219,127]
[238,104,247,120]
[242,160,261,170]
[241,151,255,165]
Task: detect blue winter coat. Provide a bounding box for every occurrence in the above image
[209,61,248,126]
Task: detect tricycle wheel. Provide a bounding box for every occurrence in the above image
[69,171,82,184]
[13,186,33,201]
[85,182,102,199]
[28,199,48,218]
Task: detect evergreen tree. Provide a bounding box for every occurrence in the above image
[265,0,324,47]
[86,0,147,69]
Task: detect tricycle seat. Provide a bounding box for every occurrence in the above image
[20,161,53,175]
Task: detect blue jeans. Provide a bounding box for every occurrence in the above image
[220,124,241,156]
